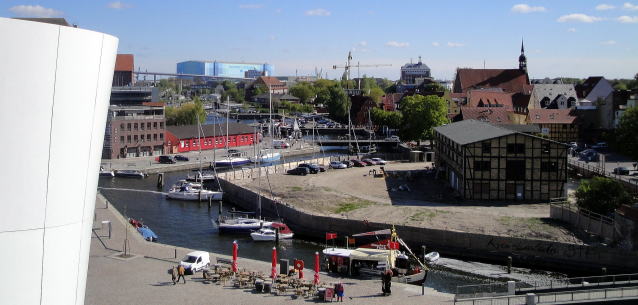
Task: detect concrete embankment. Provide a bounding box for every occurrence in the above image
[219,179,638,275]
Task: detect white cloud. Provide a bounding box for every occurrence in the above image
[557,13,603,23]
[358,41,368,47]
[617,15,638,22]
[511,4,547,13]
[624,2,638,10]
[595,4,615,10]
[9,5,63,17]
[305,8,331,16]
[600,40,617,45]
[275,8,282,14]
[567,27,577,32]
[432,42,440,47]
[385,41,409,48]
[108,2,132,9]
[239,4,263,9]
[447,42,465,47]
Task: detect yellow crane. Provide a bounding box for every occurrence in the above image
[332,51,391,91]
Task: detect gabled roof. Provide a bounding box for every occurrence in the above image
[454,68,530,94]
[500,124,541,133]
[467,90,514,108]
[527,109,577,124]
[460,107,513,124]
[434,119,516,145]
[576,76,604,99]
[167,122,255,139]
[115,54,134,72]
[257,76,286,87]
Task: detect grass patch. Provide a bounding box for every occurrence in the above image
[499,216,548,230]
[288,186,303,191]
[334,199,374,213]
[409,209,449,222]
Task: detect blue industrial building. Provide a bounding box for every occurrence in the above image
[176,61,274,78]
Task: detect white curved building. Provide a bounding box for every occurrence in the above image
[0,18,118,305]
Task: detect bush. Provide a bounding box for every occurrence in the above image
[575,177,630,215]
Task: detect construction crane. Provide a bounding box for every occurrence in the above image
[332,51,392,90]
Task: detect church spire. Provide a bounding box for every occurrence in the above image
[519,38,527,72]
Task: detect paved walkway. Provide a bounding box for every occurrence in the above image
[85,195,454,305]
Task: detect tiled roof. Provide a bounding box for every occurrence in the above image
[454,68,530,94]
[460,107,513,124]
[527,109,577,124]
[500,124,541,133]
[258,76,286,87]
[115,54,134,72]
[576,76,604,99]
[167,122,255,140]
[434,119,515,145]
[467,90,514,108]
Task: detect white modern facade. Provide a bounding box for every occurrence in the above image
[0,18,118,305]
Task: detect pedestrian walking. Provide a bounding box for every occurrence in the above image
[382,269,392,295]
[170,266,177,285]
[177,265,186,284]
[335,282,344,302]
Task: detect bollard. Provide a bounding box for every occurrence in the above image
[174,248,177,259]
[208,196,212,209]
[507,256,512,274]
[157,173,164,188]
[525,293,536,305]
[507,281,516,295]
[102,221,112,239]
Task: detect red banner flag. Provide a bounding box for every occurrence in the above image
[325,232,337,240]
[348,237,356,245]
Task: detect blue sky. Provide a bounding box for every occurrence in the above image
[3,1,637,80]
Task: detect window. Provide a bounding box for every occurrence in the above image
[141,123,145,130]
[153,122,157,129]
[134,135,138,142]
[473,182,491,195]
[134,123,138,130]
[159,133,163,140]
[120,136,124,143]
[507,143,525,154]
[153,134,157,141]
[482,142,491,154]
[159,122,164,129]
[474,160,491,171]
[541,161,558,172]
[506,160,525,180]
[147,134,151,141]
[541,143,551,154]
[120,123,124,129]
[127,135,131,143]
[127,123,131,131]
[147,122,151,129]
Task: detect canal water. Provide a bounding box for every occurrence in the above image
[98,166,497,293]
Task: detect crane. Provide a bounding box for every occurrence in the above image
[332,51,392,90]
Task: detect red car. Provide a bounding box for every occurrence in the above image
[361,158,376,166]
[350,159,366,167]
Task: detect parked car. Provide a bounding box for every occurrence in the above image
[361,159,375,166]
[174,155,189,161]
[579,149,599,162]
[371,158,387,165]
[180,251,210,274]
[287,167,310,176]
[385,135,400,142]
[351,160,366,167]
[613,167,630,175]
[158,155,176,164]
[329,161,347,169]
[298,163,320,174]
[340,160,353,168]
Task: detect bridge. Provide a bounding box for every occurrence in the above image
[568,158,638,194]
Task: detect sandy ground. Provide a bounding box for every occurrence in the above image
[237,162,582,243]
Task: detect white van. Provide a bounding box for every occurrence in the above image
[180,251,210,274]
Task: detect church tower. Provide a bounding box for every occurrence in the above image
[519,39,527,72]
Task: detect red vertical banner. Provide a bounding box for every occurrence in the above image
[313,252,320,285]
[271,247,278,279]
[232,240,238,273]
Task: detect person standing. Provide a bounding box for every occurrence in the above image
[334,282,344,302]
[177,265,186,284]
[382,269,392,295]
[170,266,177,285]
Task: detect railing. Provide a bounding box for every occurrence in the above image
[518,273,638,293]
[550,201,615,225]
[456,282,529,299]
[454,286,638,305]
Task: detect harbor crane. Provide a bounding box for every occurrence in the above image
[332,51,392,90]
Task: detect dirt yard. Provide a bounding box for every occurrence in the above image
[236,161,583,243]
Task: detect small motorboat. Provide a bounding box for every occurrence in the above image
[250,223,294,241]
[250,150,281,163]
[99,166,114,177]
[213,157,251,167]
[114,169,146,178]
[166,180,223,201]
[218,217,272,234]
[186,171,217,182]
[424,252,440,263]
[128,218,158,242]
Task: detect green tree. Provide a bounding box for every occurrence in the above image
[289,82,316,104]
[325,86,350,122]
[371,108,402,129]
[575,177,630,215]
[165,97,206,126]
[399,95,448,143]
[616,106,638,159]
[365,87,385,104]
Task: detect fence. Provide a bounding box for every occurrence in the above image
[519,273,638,293]
[454,286,638,305]
[568,159,638,194]
[456,282,529,299]
[549,201,616,241]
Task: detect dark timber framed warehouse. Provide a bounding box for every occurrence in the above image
[433,120,568,201]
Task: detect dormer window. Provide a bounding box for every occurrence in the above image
[535,114,540,119]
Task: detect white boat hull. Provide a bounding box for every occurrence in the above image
[167,191,223,201]
[250,232,293,241]
[250,152,281,163]
[218,221,273,233]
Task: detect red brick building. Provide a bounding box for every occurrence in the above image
[165,122,257,153]
[255,76,288,94]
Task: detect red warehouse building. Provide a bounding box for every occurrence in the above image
[165,122,258,153]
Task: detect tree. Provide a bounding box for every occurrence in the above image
[616,106,638,159]
[289,82,316,104]
[165,97,206,126]
[371,108,402,129]
[325,86,350,122]
[365,87,385,104]
[575,177,630,215]
[399,95,448,143]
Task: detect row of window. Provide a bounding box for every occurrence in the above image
[473,160,559,177]
[118,121,164,132]
[179,135,253,149]
[119,133,163,144]
[480,143,552,154]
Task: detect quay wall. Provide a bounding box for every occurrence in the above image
[220,179,638,274]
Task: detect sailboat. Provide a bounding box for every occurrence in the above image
[250,92,281,163]
[168,115,223,201]
[214,97,250,167]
